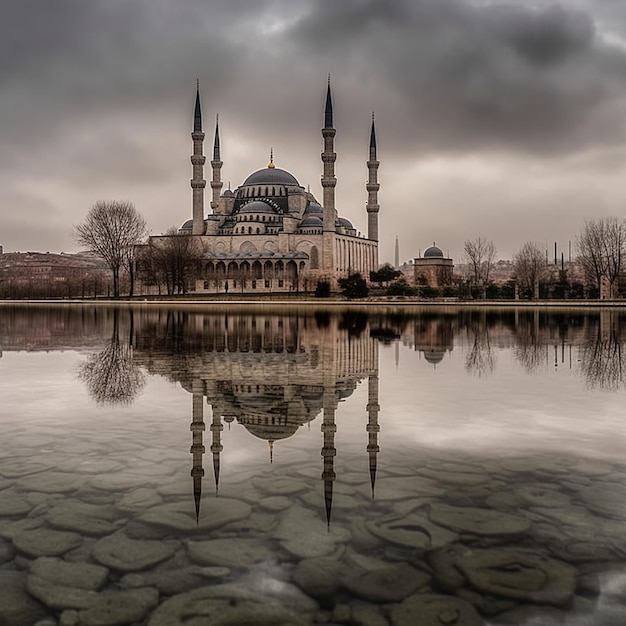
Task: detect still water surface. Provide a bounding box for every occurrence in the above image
[0,304,625,625]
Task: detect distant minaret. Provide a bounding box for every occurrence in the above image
[190,382,206,521]
[191,81,206,235]
[366,113,380,242]
[210,115,223,214]
[395,235,399,269]
[321,77,337,274]
[366,373,380,498]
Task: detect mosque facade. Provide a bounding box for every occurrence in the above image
[140,81,380,294]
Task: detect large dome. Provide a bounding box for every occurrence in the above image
[424,245,444,258]
[243,167,299,186]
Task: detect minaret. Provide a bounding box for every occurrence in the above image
[190,381,206,522]
[191,81,206,235]
[366,113,380,242]
[366,373,380,498]
[395,235,399,269]
[321,77,337,274]
[210,115,223,214]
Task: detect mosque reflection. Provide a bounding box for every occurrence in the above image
[131,309,380,525]
[2,304,626,523]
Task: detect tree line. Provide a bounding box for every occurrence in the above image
[69,199,626,300]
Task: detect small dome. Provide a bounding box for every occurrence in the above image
[424,244,444,258]
[239,201,275,214]
[304,201,323,215]
[337,217,354,230]
[179,219,193,230]
[222,189,234,198]
[299,216,323,228]
[243,167,299,186]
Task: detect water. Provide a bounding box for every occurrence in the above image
[0,304,625,625]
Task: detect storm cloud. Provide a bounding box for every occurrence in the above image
[2,0,626,261]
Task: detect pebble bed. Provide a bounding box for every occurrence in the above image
[1,446,625,626]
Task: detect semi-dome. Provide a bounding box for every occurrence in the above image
[243,167,299,186]
[179,219,193,230]
[304,201,323,215]
[424,244,444,258]
[239,200,276,214]
[299,216,323,227]
[337,217,354,230]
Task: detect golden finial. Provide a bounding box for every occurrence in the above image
[269,440,274,463]
[196,78,199,90]
[268,147,275,168]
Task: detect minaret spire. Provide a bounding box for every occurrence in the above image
[324,75,333,128]
[191,82,206,234]
[321,77,337,275]
[366,112,380,245]
[210,114,223,214]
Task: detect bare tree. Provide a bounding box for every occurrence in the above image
[577,217,626,299]
[144,228,204,295]
[73,200,147,298]
[514,242,545,299]
[463,237,497,295]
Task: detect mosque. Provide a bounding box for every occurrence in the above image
[140,81,380,294]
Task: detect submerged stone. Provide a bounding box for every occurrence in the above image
[12,528,82,557]
[148,583,306,626]
[187,537,275,568]
[390,593,484,626]
[0,492,34,517]
[455,548,578,606]
[0,571,47,626]
[428,504,530,537]
[30,557,109,591]
[275,505,350,559]
[92,533,175,571]
[366,512,458,550]
[66,587,158,626]
[341,562,431,602]
[140,499,251,531]
[579,485,626,520]
[47,501,118,537]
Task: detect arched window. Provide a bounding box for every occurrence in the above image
[248,226,252,234]
[310,246,319,269]
[265,186,269,196]
[272,187,275,196]
[256,228,260,234]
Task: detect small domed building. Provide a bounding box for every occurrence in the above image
[413,243,454,288]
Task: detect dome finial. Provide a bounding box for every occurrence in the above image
[268,147,275,168]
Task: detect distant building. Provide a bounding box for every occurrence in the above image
[0,252,108,298]
[413,243,454,288]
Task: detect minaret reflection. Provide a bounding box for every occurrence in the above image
[190,381,205,522]
[133,309,379,526]
[366,373,380,498]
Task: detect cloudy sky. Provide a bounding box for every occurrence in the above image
[3,0,626,263]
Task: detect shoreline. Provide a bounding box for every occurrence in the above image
[1,297,625,309]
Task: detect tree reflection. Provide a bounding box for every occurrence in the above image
[78,310,146,405]
[513,310,545,373]
[465,316,496,377]
[580,312,625,391]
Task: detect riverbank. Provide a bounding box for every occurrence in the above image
[1,296,626,309]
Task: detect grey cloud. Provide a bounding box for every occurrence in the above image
[286,0,626,154]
